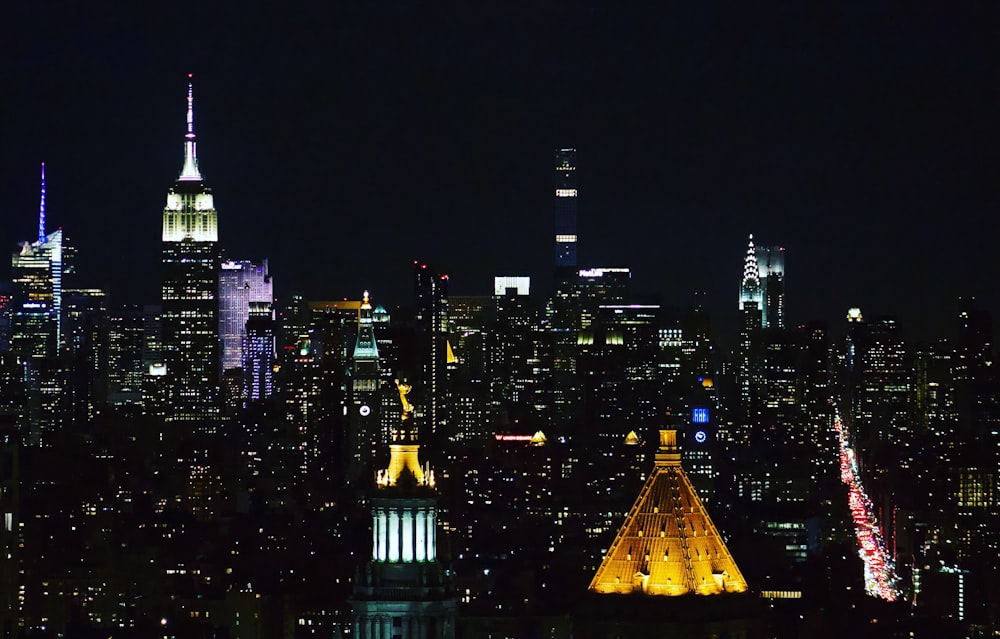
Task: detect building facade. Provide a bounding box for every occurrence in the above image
[554,148,578,269]
[349,381,457,639]
[160,79,220,424]
[219,259,272,375]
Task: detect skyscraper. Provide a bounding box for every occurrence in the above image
[738,235,763,315]
[347,291,383,481]
[414,262,450,436]
[160,77,220,424]
[107,305,146,407]
[756,245,786,329]
[10,163,63,361]
[243,301,276,404]
[736,235,763,427]
[219,259,272,374]
[554,148,578,269]
[9,165,67,446]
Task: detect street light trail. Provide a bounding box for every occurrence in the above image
[834,413,899,601]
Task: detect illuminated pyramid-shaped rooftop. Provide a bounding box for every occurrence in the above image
[589,429,747,596]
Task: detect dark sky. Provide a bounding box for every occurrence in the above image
[1,2,997,344]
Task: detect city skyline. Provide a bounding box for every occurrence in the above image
[2,3,997,343]
[2,6,998,635]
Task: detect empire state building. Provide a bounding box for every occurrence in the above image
[161,76,220,425]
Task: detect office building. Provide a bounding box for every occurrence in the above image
[219,258,272,374]
[243,301,276,404]
[160,78,220,424]
[62,288,109,422]
[755,245,785,329]
[107,305,146,406]
[547,267,631,438]
[578,304,661,444]
[10,164,63,361]
[414,262,450,436]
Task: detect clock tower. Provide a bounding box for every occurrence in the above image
[347,291,382,483]
[349,379,457,639]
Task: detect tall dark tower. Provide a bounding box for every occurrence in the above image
[350,381,457,638]
[554,148,578,270]
[414,263,450,436]
[548,149,583,437]
[756,245,785,329]
[161,76,220,425]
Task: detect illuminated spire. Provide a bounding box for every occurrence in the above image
[178,74,202,181]
[353,290,379,360]
[37,162,46,243]
[738,234,762,310]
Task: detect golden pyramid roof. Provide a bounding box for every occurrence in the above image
[589,430,747,596]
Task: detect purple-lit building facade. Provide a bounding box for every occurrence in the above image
[219,259,272,374]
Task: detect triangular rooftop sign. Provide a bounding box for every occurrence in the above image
[589,429,748,596]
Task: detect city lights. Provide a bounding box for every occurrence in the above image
[834,413,900,602]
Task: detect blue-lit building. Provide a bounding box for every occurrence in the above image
[243,301,276,404]
[10,164,63,362]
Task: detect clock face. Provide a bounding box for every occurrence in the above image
[359,404,371,416]
[694,430,707,444]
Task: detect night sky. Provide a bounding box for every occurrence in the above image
[1,2,997,344]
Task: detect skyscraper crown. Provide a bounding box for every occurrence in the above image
[738,234,762,310]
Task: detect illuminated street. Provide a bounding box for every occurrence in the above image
[834,413,900,601]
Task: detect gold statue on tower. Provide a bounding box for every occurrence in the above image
[396,378,414,418]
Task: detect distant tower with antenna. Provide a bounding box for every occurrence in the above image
[38,161,47,243]
[10,162,64,362]
[736,235,763,430]
[160,74,221,426]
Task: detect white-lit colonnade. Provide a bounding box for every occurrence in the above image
[372,502,437,563]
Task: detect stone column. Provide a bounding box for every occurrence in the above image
[402,509,414,561]
[415,509,426,562]
[378,509,389,561]
[389,510,400,561]
[428,509,437,561]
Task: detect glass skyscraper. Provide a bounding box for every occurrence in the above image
[10,164,62,361]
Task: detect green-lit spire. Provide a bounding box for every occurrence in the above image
[353,290,379,360]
